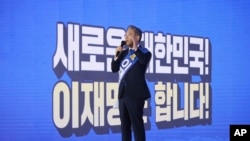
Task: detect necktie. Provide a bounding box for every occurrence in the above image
[129,49,134,55]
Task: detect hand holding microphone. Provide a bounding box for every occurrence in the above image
[115,41,126,57]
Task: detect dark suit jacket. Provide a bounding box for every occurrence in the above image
[111,46,152,99]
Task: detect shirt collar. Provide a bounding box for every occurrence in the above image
[129,44,140,51]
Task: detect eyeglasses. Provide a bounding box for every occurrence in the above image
[124,32,138,37]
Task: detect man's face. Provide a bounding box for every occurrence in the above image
[124,28,138,47]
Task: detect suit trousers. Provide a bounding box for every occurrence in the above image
[119,96,145,141]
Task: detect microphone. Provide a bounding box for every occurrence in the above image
[116,41,126,57]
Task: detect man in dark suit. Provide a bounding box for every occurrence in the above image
[111,25,152,141]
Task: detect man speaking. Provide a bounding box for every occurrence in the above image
[111,25,152,141]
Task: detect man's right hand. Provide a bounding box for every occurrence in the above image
[114,45,123,59]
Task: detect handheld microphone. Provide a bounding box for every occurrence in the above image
[116,41,126,57]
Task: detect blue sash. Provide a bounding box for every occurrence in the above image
[118,47,149,85]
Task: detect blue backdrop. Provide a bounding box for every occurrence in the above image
[1,0,250,141]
